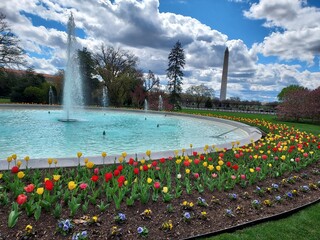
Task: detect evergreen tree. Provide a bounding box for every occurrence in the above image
[166,41,185,109]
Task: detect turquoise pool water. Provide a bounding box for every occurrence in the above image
[0,108,248,159]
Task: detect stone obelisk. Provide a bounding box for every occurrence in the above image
[220,47,229,101]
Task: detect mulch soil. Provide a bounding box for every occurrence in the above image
[0,161,320,240]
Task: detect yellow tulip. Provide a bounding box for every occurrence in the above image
[54,159,58,165]
[140,158,145,164]
[53,175,61,181]
[101,152,107,158]
[162,186,168,193]
[24,156,30,161]
[86,161,94,169]
[146,150,151,157]
[48,158,53,165]
[17,161,22,167]
[203,162,208,167]
[280,155,286,161]
[185,169,190,174]
[249,168,255,173]
[118,156,124,163]
[216,166,221,171]
[68,181,77,190]
[84,158,89,164]
[36,187,44,195]
[0,173,3,179]
[77,152,82,158]
[17,171,25,179]
[218,160,224,166]
[147,178,153,184]
[12,154,17,160]
[121,152,127,158]
[208,165,214,171]
[7,156,12,163]
[190,144,193,148]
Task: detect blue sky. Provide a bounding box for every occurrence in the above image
[1,0,320,102]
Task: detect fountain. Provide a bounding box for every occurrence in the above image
[158,95,163,111]
[102,85,109,107]
[144,99,148,111]
[60,13,83,122]
[48,86,54,105]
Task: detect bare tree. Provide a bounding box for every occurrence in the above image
[94,45,142,106]
[144,70,160,92]
[186,84,214,108]
[0,13,25,67]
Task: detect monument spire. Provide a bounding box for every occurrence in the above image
[220,47,229,101]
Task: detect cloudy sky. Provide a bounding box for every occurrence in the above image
[1,0,320,102]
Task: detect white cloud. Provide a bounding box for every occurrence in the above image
[0,0,319,102]
[244,0,320,65]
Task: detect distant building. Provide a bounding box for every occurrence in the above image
[219,47,229,101]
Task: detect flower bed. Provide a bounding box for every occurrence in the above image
[0,115,319,239]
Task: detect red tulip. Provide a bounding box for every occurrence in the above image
[154,181,160,189]
[117,165,123,172]
[114,169,120,176]
[24,184,35,193]
[152,161,157,167]
[194,159,200,165]
[105,172,113,182]
[133,168,139,175]
[16,194,27,205]
[143,165,148,171]
[91,175,99,182]
[45,180,54,191]
[11,166,19,174]
[160,158,166,164]
[232,164,239,171]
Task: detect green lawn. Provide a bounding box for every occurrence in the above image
[179,109,320,240]
[181,109,320,135]
[0,98,11,103]
[203,202,320,240]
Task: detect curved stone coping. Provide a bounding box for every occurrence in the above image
[0,105,262,170]
[182,197,320,240]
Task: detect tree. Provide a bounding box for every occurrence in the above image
[94,45,143,106]
[277,85,306,102]
[167,41,185,109]
[144,70,160,92]
[0,13,25,67]
[186,84,214,108]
